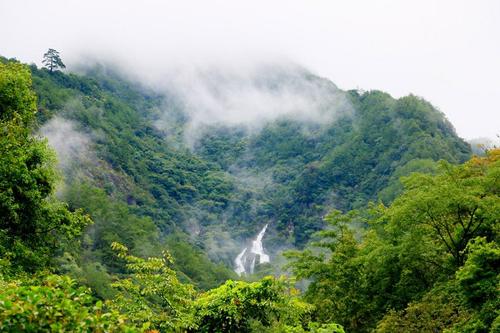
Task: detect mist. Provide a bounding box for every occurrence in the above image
[142,62,352,145]
[40,116,93,172]
[72,57,353,146]
[1,0,498,140]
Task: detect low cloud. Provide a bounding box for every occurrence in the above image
[40,117,93,172]
[125,61,354,145]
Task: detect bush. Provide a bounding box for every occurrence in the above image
[0,274,135,332]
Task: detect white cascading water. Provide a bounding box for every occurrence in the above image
[234,248,247,276]
[234,224,270,276]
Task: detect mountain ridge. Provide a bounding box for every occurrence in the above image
[9,56,471,282]
[2,55,497,333]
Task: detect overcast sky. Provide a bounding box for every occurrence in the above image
[1,0,498,139]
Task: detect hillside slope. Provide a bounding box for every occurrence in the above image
[25,59,471,284]
[2,55,498,333]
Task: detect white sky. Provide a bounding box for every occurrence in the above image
[1,0,498,139]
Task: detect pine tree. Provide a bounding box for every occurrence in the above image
[42,48,66,72]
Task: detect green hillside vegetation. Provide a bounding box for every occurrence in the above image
[29,61,237,291]
[28,57,471,254]
[286,151,499,332]
[0,56,497,332]
[193,91,471,246]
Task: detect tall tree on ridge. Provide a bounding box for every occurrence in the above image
[42,48,65,73]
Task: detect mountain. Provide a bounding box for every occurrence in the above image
[24,59,471,285]
[2,56,498,333]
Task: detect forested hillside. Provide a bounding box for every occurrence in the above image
[0,56,498,332]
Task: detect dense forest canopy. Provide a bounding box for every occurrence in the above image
[0,55,497,332]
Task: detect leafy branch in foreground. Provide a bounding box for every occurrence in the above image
[193,276,344,333]
[0,274,134,332]
[108,242,196,331]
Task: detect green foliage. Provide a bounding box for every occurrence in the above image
[0,61,91,272]
[52,183,162,299]
[58,182,236,295]
[0,274,134,332]
[194,89,471,246]
[25,62,237,287]
[285,210,375,331]
[192,276,315,333]
[377,158,438,203]
[375,238,500,333]
[390,150,500,267]
[108,242,197,331]
[24,58,473,280]
[0,56,359,332]
[164,234,237,290]
[453,238,500,332]
[64,184,160,269]
[374,282,467,333]
[287,151,499,332]
[0,61,37,123]
[1,55,490,333]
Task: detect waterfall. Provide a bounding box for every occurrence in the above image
[234,248,247,276]
[234,224,270,276]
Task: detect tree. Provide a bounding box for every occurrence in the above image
[192,276,330,333]
[286,151,499,332]
[375,238,500,333]
[42,48,66,72]
[108,242,196,331]
[392,151,500,267]
[0,61,37,123]
[0,274,133,332]
[0,61,90,272]
[454,238,500,331]
[285,210,375,332]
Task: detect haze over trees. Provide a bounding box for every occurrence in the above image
[0,54,498,332]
